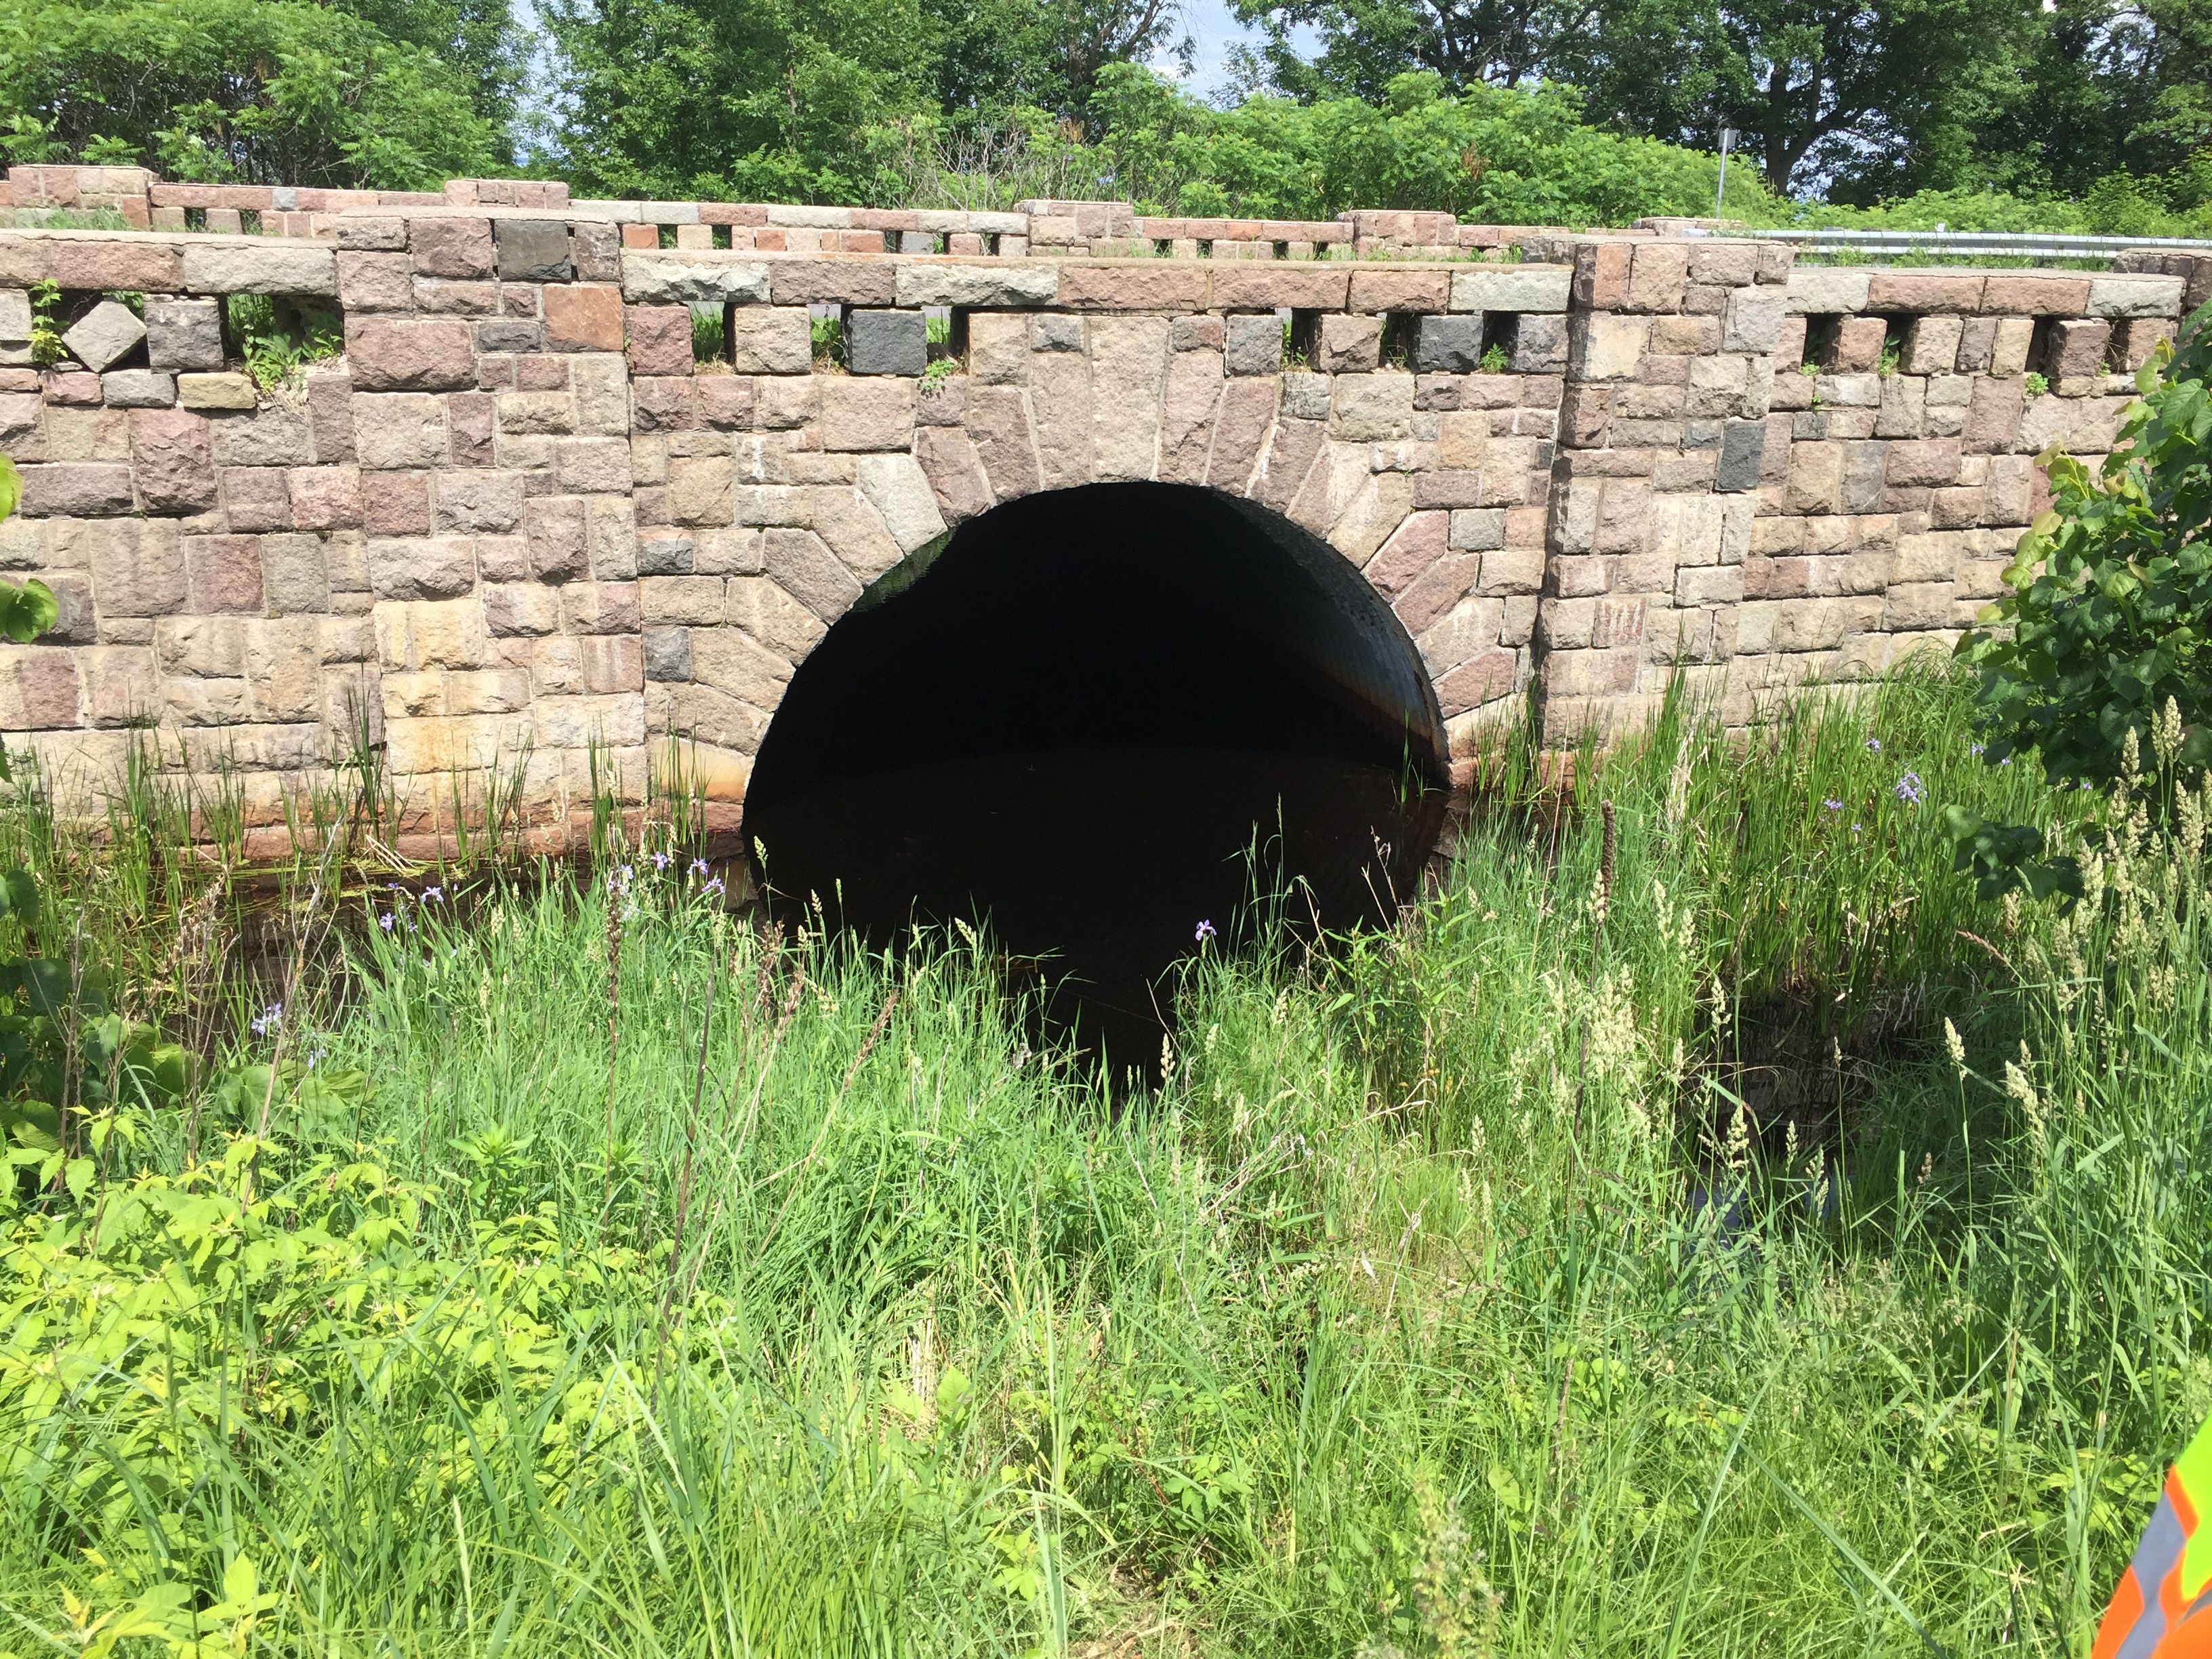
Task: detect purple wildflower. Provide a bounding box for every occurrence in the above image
[703,876,725,898]
[690,857,710,877]
[250,1002,283,1036]
[1865,738,1881,752]
[1823,798,1843,812]
[422,885,444,903]
[651,851,672,872]
[1195,919,1216,943]
[1894,771,1923,804]
[379,912,395,932]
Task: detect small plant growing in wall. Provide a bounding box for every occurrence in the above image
[228,294,341,392]
[1479,342,1510,375]
[2023,370,2051,398]
[1877,340,1901,378]
[811,312,845,369]
[691,305,726,369]
[26,282,64,367]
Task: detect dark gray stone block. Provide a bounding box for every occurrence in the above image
[644,627,694,681]
[1225,313,1284,375]
[639,534,695,575]
[145,300,224,373]
[848,309,928,375]
[1716,419,1766,491]
[1510,314,1568,373]
[1412,314,1483,373]
[494,218,572,282]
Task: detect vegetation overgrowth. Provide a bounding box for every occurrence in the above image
[4,663,2209,1654]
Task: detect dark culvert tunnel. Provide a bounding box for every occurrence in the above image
[741,480,1450,1074]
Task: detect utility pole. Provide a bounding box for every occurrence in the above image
[1715,128,1736,221]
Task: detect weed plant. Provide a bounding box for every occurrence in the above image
[2,668,2209,1655]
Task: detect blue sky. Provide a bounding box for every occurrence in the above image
[1151,0,1320,104]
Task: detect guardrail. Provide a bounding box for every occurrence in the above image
[1687,225,2212,262]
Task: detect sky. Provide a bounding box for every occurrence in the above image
[1153,0,1320,104]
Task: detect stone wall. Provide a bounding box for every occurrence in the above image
[0,168,2202,853]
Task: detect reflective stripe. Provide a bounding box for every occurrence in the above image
[2118,1495,2188,1659]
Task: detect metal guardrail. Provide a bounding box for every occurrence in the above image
[1683,225,2212,262]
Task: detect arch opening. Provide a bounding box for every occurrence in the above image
[743,480,1450,1071]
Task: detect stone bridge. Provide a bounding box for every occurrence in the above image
[0,166,2205,863]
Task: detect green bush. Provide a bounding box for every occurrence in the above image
[0,0,497,188]
[1960,310,2212,793]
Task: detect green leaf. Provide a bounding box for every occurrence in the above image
[0,453,18,526]
[0,579,60,643]
[64,1155,94,1200]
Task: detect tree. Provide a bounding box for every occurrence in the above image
[535,0,933,201]
[1965,0,2212,205]
[1227,0,1591,104]
[1571,0,2041,198]
[339,0,531,143]
[0,0,497,187]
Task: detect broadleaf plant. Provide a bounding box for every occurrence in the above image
[1952,305,2212,895]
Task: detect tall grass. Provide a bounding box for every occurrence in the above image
[3,666,2209,1656]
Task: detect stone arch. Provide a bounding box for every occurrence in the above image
[732,476,1452,1062]
[649,309,1541,808]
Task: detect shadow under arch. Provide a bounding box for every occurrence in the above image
[743,479,1450,1071]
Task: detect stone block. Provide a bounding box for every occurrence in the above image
[347,317,474,392]
[1569,313,1647,382]
[2047,319,2112,379]
[1412,314,1484,373]
[819,378,916,452]
[129,407,216,513]
[261,533,330,615]
[525,495,589,582]
[178,241,336,297]
[221,466,293,532]
[847,309,927,376]
[1865,270,1984,313]
[185,534,263,612]
[495,218,571,281]
[1721,286,1786,354]
[1057,265,1210,312]
[409,218,496,280]
[855,453,947,552]
[1717,419,1765,491]
[620,253,772,306]
[338,252,415,312]
[210,405,312,468]
[367,536,478,600]
[1626,243,1689,312]
[626,305,693,377]
[1218,313,1280,377]
[1318,314,1382,375]
[62,300,146,374]
[1783,268,1872,315]
[894,262,1057,310]
[435,470,525,533]
[70,518,182,616]
[543,284,624,352]
[1991,317,2034,377]
[729,308,811,375]
[554,437,631,494]
[1963,377,2023,453]
[669,456,733,527]
[2087,274,2185,317]
[1449,266,1572,313]
[352,393,448,470]
[643,626,693,680]
[179,373,256,411]
[21,463,134,516]
[101,369,173,408]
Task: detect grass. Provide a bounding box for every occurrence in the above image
[3,665,2210,1656]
